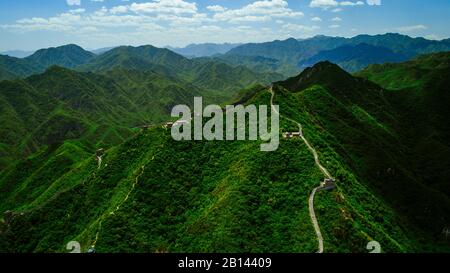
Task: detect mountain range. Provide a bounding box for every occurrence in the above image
[2,33,450,81]
[0,44,282,169]
[167,43,242,58]
[0,33,449,253]
[220,33,450,74]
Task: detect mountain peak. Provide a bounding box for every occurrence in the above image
[31,44,88,54]
[25,44,95,69]
[276,61,353,92]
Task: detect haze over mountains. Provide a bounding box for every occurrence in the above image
[167,43,242,58]
[0,32,449,253]
[3,33,450,82]
[0,50,34,58]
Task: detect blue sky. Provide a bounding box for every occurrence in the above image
[0,0,449,51]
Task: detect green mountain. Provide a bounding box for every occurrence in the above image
[0,54,44,81]
[357,52,450,200]
[227,36,348,65]
[211,54,299,77]
[25,44,96,69]
[0,65,205,169]
[300,43,408,72]
[0,45,281,170]
[350,33,450,57]
[78,45,284,94]
[224,33,450,76]
[1,53,449,253]
[0,44,96,81]
[0,66,147,169]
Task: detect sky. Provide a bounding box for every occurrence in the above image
[0,0,449,51]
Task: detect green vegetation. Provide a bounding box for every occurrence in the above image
[0,45,449,253]
[224,33,450,75]
[301,43,408,72]
[0,44,282,169]
[0,44,95,81]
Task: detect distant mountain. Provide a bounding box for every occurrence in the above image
[225,33,450,75]
[0,54,44,81]
[79,45,192,75]
[78,45,284,94]
[0,44,96,81]
[25,44,95,69]
[211,54,300,77]
[300,43,408,72]
[91,47,117,55]
[168,43,241,57]
[1,50,34,58]
[227,36,348,64]
[349,33,450,57]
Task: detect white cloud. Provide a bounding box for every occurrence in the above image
[329,24,340,28]
[395,24,427,32]
[309,0,338,8]
[2,0,309,47]
[67,0,81,6]
[367,0,381,5]
[213,0,303,23]
[129,0,198,14]
[206,5,227,12]
[310,0,365,9]
[282,23,320,33]
[331,17,342,21]
[340,1,364,6]
[311,16,322,22]
[69,8,85,14]
[110,5,129,14]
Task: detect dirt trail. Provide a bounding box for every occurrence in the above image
[91,165,146,249]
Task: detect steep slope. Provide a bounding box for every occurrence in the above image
[300,43,408,72]
[79,45,284,95]
[1,60,449,253]
[357,52,450,198]
[0,55,44,81]
[277,61,450,242]
[0,56,278,170]
[0,90,417,253]
[0,66,147,169]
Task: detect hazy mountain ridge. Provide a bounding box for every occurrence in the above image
[224,33,450,75]
[168,43,242,57]
[300,43,409,72]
